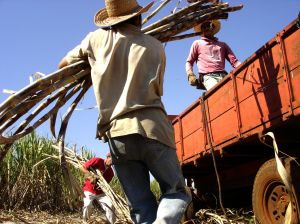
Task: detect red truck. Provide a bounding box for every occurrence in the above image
[172,15,300,223]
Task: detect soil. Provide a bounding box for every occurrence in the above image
[0,209,108,224]
[0,208,255,224]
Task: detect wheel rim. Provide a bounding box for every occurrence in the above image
[263,180,290,223]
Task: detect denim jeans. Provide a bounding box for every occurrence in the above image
[108,134,191,224]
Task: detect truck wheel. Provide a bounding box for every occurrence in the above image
[252,158,300,224]
[181,187,195,222]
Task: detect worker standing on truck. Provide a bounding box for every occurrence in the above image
[185,20,242,90]
[58,0,191,223]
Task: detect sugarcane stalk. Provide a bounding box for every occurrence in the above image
[142,0,212,33]
[94,169,133,223]
[51,144,133,223]
[220,5,244,13]
[188,0,218,2]
[142,0,171,25]
[154,10,224,41]
[49,80,88,139]
[0,82,76,133]
[0,100,37,133]
[0,67,90,128]
[154,5,243,42]
[0,71,91,145]
[18,81,79,133]
[0,60,88,115]
[57,78,92,207]
[165,31,203,42]
[0,94,45,127]
[0,82,90,145]
[159,13,228,42]
[145,3,243,42]
[146,3,226,36]
[172,0,182,14]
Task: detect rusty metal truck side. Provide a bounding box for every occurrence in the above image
[172,16,300,223]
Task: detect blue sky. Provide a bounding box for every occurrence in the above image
[0,0,299,158]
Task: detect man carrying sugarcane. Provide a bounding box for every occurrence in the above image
[58,0,191,223]
[80,153,115,223]
[186,20,241,91]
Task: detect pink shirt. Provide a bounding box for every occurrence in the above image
[186,37,241,74]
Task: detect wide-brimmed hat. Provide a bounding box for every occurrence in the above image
[194,20,221,36]
[94,0,154,27]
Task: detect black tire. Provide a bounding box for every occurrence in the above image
[181,187,195,223]
[252,158,300,224]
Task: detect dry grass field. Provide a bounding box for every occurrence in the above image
[0,134,255,224]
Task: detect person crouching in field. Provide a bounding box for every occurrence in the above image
[80,153,115,223]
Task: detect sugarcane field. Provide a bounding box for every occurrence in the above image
[1,0,300,224]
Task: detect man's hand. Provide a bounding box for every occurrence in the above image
[85,173,98,184]
[187,71,198,86]
[58,57,69,69]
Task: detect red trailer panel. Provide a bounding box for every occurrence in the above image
[172,16,300,224]
[173,18,300,165]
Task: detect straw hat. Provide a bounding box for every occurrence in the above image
[194,20,221,36]
[94,0,154,27]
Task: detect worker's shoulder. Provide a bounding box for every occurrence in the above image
[80,28,107,42]
[90,28,110,36]
[142,33,164,49]
[143,32,160,43]
[210,37,228,46]
[191,39,202,45]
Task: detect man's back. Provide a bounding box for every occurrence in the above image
[59,0,191,221]
[65,22,175,147]
[87,23,166,122]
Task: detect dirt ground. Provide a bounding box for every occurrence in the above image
[0,209,108,224]
[0,208,254,224]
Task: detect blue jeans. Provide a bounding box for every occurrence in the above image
[108,134,191,224]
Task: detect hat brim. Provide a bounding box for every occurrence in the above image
[194,20,221,36]
[94,1,154,27]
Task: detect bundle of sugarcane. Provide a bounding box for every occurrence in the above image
[0,61,90,157]
[0,60,93,214]
[142,0,243,42]
[50,145,133,223]
[0,1,243,152]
